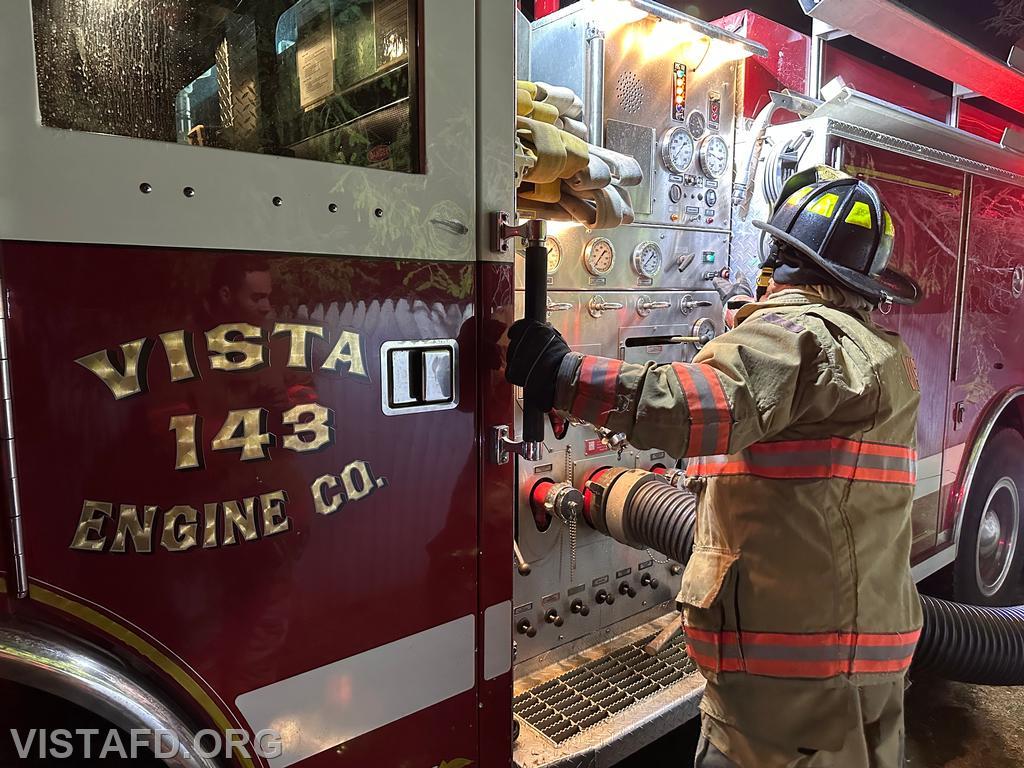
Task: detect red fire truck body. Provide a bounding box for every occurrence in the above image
[1,2,1024,767]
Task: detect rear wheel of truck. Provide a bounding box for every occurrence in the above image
[954,428,1024,606]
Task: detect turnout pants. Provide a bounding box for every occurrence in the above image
[694,679,906,768]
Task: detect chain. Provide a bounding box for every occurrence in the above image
[565,445,577,581]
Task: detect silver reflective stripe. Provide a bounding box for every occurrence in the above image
[484,600,512,680]
[235,614,475,768]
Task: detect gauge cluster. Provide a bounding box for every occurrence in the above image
[516,227,729,293]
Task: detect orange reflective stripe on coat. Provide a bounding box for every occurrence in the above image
[671,363,732,456]
[685,626,921,679]
[688,436,916,485]
[572,356,623,427]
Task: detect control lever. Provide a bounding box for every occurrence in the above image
[595,589,615,605]
[588,296,624,318]
[517,618,538,638]
[545,608,564,627]
[513,539,531,576]
[570,598,591,617]
[679,294,714,315]
[618,581,637,599]
[641,572,659,589]
[636,295,672,317]
[546,298,574,313]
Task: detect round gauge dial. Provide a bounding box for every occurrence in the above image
[687,110,707,139]
[632,241,663,278]
[699,134,730,179]
[583,237,615,276]
[659,127,695,174]
[546,237,562,274]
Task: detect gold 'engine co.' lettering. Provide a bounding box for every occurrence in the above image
[162,505,198,552]
[272,323,326,369]
[310,460,387,515]
[158,330,199,382]
[71,492,294,553]
[71,501,115,551]
[206,323,266,372]
[320,330,366,377]
[110,505,156,554]
[222,498,259,545]
[75,338,154,400]
[261,490,291,536]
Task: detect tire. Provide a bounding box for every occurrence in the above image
[954,428,1024,606]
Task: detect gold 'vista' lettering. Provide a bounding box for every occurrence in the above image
[206,323,266,372]
[321,330,366,377]
[78,323,368,399]
[272,323,326,369]
[75,339,153,400]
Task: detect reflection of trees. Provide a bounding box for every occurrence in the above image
[958,182,1024,405]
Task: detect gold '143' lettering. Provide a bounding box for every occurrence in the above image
[75,323,366,401]
[169,403,335,470]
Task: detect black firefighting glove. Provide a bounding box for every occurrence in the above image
[506,318,571,412]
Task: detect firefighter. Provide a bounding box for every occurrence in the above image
[506,167,923,767]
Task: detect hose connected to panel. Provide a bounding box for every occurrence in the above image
[585,468,1024,686]
[622,478,697,566]
[914,595,1024,685]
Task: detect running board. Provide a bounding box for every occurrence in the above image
[513,612,704,768]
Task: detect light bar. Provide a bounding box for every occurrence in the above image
[801,0,1024,116]
[627,0,768,58]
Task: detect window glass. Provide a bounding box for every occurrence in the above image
[31,0,420,173]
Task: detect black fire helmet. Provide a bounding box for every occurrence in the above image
[753,166,921,306]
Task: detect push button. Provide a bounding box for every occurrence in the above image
[381,339,459,415]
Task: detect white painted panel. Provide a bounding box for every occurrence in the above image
[483,600,512,680]
[235,615,475,768]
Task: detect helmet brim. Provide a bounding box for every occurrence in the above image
[753,220,922,306]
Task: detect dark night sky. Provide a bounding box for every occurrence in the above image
[533,1,1019,60]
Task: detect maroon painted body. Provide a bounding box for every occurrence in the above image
[838,142,964,557]
[0,241,485,766]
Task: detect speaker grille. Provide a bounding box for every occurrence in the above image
[615,71,644,114]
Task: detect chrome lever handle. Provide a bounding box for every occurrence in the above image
[636,295,671,317]
[546,299,574,312]
[588,296,624,318]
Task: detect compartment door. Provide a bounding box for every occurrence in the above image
[839,142,964,558]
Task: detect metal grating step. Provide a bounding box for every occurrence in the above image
[513,631,697,745]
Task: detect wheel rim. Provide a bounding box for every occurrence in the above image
[975,476,1020,597]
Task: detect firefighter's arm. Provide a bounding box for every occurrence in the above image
[553,314,834,457]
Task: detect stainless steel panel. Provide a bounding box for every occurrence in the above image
[606,120,655,215]
[529,7,587,106]
[602,19,738,229]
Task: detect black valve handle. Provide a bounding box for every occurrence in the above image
[522,242,549,444]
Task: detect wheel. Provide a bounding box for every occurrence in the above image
[954,428,1024,605]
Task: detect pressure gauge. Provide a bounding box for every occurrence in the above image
[687,110,707,139]
[632,241,663,278]
[583,237,616,276]
[659,127,695,174]
[546,237,562,274]
[699,134,730,179]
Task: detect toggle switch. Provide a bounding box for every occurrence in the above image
[517,618,537,638]
[641,573,659,589]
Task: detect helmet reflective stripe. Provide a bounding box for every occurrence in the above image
[884,212,895,237]
[785,186,815,207]
[845,201,873,230]
[806,192,839,218]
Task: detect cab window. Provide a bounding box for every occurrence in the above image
[31,0,420,173]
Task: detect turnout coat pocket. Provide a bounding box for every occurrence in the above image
[678,546,739,680]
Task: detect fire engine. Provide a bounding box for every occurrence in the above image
[2,0,1024,766]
